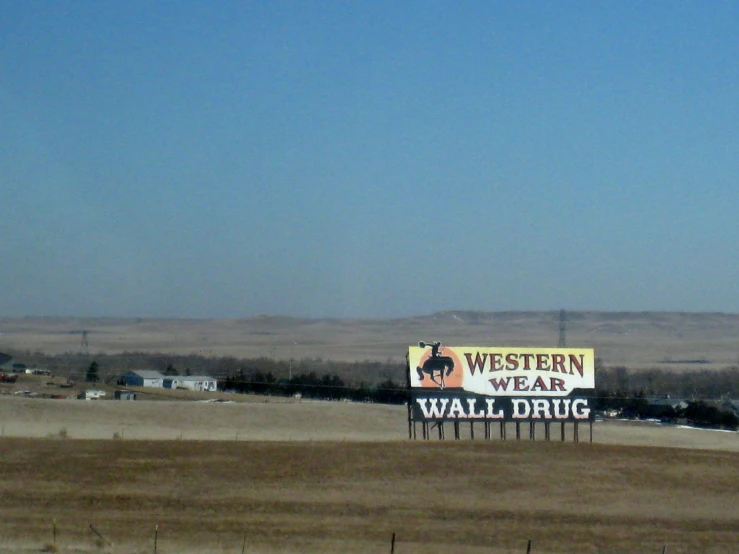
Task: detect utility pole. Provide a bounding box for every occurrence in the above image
[557,310,566,348]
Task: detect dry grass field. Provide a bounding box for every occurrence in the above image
[0,437,738,554]
[0,396,738,450]
[0,397,737,553]
[2,311,739,369]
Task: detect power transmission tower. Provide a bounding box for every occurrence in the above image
[80,330,89,352]
[557,310,566,348]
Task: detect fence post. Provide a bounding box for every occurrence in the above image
[241,532,247,554]
[390,532,396,553]
[526,539,532,553]
[52,518,57,545]
[154,524,158,554]
[662,546,667,554]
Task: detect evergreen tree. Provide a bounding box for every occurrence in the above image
[85,361,99,383]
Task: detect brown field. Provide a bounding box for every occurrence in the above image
[2,311,739,369]
[1,438,738,554]
[0,397,738,553]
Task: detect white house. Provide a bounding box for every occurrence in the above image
[122,370,165,388]
[163,375,218,392]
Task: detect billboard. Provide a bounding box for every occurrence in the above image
[408,343,595,422]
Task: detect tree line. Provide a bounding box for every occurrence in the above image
[13,350,739,397]
[7,350,739,423]
[221,370,408,404]
[592,365,739,430]
[8,350,406,386]
[595,364,739,399]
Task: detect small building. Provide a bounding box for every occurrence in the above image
[78,389,106,400]
[114,389,137,401]
[646,397,688,419]
[121,370,165,388]
[163,375,218,392]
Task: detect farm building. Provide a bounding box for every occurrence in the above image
[645,397,688,418]
[163,375,218,392]
[121,370,165,388]
[114,390,137,401]
[78,389,106,400]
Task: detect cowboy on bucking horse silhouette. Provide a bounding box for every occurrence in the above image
[416,341,456,389]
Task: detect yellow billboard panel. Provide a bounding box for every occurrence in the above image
[409,344,595,397]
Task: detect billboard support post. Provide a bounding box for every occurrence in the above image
[407,403,412,440]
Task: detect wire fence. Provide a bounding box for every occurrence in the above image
[35,523,680,554]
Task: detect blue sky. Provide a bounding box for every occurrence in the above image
[2,1,738,318]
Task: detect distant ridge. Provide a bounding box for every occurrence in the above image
[1,312,738,370]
